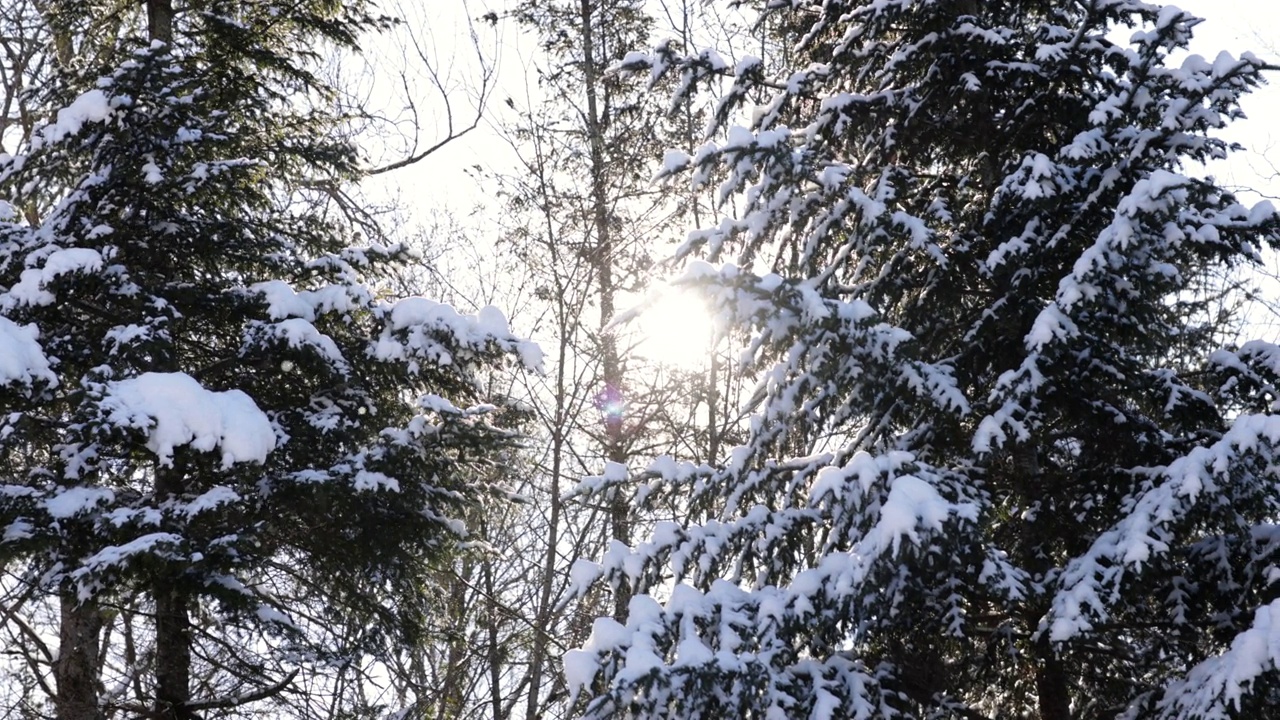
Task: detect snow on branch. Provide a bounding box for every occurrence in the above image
[98,372,276,468]
[0,316,56,389]
[1049,414,1280,643]
[1155,598,1280,720]
[372,297,543,373]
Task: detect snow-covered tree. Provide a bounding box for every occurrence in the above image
[567,2,1280,719]
[0,1,539,718]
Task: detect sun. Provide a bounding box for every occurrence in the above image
[626,286,717,369]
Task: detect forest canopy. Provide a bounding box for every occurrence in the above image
[3,2,1280,720]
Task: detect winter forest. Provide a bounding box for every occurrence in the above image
[5,0,1280,718]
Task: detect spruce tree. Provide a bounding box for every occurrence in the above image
[568,2,1280,719]
[0,1,538,717]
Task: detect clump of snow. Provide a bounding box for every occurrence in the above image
[475,305,510,335]
[32,89,114,150]
[375,297,544,372]
[673,635,713,666]
[563,648,601,701]
[5,248,105,307]
[418,393,462,415]
[45,486,115,518]
[74,532,184,599]
[352,470,399,492]
[3,518,33,541]
[141,160,163,184]
[255,604,299,630]
[582,616,630,653]
[665,583,706,614]
[569,461,631,501]
[873,475,962,555]
[183,486,241,517]
[264,318,347,371]
[564,615,635,700]
[568,558,603,599]
[627,594,664,626]
[389,297,464,332]
[0,317,57,388]
[661,149,692,176]
[1025,304,1079,350]
[99,372,275,468]
[249,280,363,321]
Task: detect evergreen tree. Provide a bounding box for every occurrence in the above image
[0,1,538,717]
[569,2,1280,719]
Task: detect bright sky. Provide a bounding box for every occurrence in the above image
[360,0,523,215]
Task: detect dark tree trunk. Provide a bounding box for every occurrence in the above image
[154,465,192,720]
[1013,443,1073,720]
[1035,642,1072,720]
[153,577,192,719]
[147,0,173,44]
[54,594,104,720]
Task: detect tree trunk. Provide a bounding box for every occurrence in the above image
[153,580,192,720]
[1034,641,1072,720]
[154,466,192,720]
[523,312,570,720]
[54,594,104,720]
[433,563,470,720]
[147,0,174,44]
[578,0,631,624]
[1013,443,1072,720]
[484,560,505,720]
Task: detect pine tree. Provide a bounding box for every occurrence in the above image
[568,2,1280,719]
[0,1,538,717]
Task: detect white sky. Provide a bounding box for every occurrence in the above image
[360,1,523,216]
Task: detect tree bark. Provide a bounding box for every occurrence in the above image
[153,578,192,719]
[484,560,505,720]
[1034,641,1072,720]
[154,466,192,720]
[523,318,569,720]
[1013,443,1073,720]
[147,0,174,44]
[54,594,104,720]
[578,0,631,624]
[434,563,469,720]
